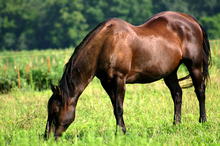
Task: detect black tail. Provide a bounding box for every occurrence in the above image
[200,23,212,85]
[191,15,212,85]
[179,15,212,88]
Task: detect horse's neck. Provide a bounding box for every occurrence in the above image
[66,42,102,99]
[75,45,100,82]
[63,21,106,99]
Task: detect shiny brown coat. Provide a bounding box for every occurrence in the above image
[45,11,211,139]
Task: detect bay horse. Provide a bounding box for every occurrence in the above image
[44,11,211,139]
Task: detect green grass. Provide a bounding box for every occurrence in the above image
[0,41,220,145]
[0,65,220,145]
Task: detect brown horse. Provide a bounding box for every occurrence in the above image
[44,11,211,139]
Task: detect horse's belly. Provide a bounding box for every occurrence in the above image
[126,70,165,84]
[126,45,182,84]
[126,59,180,84]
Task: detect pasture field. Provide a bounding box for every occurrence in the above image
[0,66,220,145]
[0,41,220,145]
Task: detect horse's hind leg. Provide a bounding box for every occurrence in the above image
[164,70,183,124]
[186,65,207,123]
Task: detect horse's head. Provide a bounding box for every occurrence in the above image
[44,85,76,139]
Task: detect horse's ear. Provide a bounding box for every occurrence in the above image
[56,86,62,96]
[51,84,62,96]
[51,84,56,93]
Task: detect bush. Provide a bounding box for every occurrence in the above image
[0,49,70,93]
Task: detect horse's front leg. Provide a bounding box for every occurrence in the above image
[100,77,126,134]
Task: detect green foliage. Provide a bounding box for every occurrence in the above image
[0,0,220,51]
[38,0,88,48]
[0,49,71,92]
[200,14,220,39]
[82,0,153,33]
[0,0,39,50]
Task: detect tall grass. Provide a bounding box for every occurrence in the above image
[0,65,219,145]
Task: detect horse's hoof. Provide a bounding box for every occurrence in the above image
[199,116,207,123]
[173,120,181,125]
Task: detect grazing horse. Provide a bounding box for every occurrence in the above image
[44,11,211,139]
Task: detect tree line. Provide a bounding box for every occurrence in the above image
[1,0,220,51]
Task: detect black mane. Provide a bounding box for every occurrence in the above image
[58,20,107,99]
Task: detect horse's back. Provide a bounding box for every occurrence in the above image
[97,12,203,84]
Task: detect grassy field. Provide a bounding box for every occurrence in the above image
[0,64,220,145]
[0,40,220,145]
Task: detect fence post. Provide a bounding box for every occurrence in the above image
[35,56,38,63]
[41,57,44,65]
[27,64,30,74]
[47,57,50,72]
[3,65,7,74]
[214,43,217,57]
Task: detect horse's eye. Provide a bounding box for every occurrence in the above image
[54,107,59,113]
[49,103,60,114]
[54,103,61,112]
[50,100,61,113]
